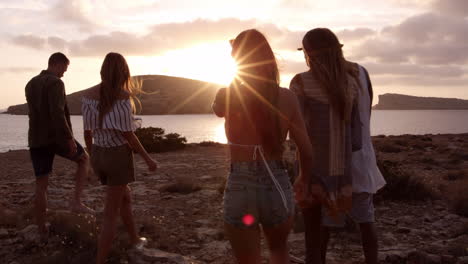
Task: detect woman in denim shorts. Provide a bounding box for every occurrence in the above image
[213,29,326,263]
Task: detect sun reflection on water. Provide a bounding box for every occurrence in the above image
[213,122,227,143]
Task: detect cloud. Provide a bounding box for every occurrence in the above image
[11,18,294,57]
[0,67,39,74]
[432,0,468,17]
[50,0,96,32]
[12,34,46,49]
[362,62,465,78]
[352,12,468,65]
[48,36,67,50]
[336,28,376,42]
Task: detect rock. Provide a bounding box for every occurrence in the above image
[19,224,40,244]
[381,232,398,245]
[288,232,304,243]
[384,251,408,263]
[49,210,98,246]
[198,190,218,197]
[396,227,412,234]
[195,219,211,226]
[407,250,442,264]
[195,227,223,241]
[397,215,414,225]
[197,241,230,262]
[441,255,457,264]
[0,228,9,238]
[380,218,397,226]
[0,204,18,227]
[199,175,213,180]
[128,247,197,264]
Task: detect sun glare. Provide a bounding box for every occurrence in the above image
[155,42,238,86]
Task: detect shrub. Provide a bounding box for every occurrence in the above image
[198,141,222,147]
[135,127,187,153]
[375,160,435,202]
[376,143,403,153]
[160,175,201,194]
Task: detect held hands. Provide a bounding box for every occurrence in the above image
[293,175,328,208]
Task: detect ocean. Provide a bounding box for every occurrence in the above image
[1,110,468,152]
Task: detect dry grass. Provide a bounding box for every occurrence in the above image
[375,160,435,202]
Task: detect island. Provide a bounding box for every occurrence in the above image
[6,75,222,115]
[373,93,468,110]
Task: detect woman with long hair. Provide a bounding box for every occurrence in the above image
[213,29,324,263]
[81,52,157,264]
[290,28,364,264]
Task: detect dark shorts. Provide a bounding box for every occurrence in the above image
[29,140,85,177]
[91,144,135,186]
[223,161,294,228]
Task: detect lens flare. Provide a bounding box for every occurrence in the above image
[242,214,255,226]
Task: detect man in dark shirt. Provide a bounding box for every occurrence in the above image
[26,52,94,239]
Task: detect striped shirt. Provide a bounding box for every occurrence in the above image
[82,97,141,147]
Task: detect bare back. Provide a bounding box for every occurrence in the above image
[223,88,302,162]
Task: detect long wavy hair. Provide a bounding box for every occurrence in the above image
[304,28,350,121]
[98,52,141,126]
[229,29,282,155]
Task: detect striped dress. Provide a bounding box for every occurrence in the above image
[81,97,141,147]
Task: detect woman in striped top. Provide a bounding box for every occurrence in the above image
[81,52,157,264]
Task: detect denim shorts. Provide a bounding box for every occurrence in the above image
[29,140,85,177]
[322,192,375,227]
[223,160,295,228]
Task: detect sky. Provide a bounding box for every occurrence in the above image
[0,0,467,109]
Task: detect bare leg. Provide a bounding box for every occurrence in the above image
[96,185,126,264]
[224,222,262,264]
[70,153,94,213]
[263,215,294,264]
[360,223,378,264]
[120,186,139,244]
[302,206,323,264]
[320,226,330,264]
[35,175,49,234]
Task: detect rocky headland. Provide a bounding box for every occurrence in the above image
[6,75,222,115]
[374,94,468,110]
[0,134,467,264]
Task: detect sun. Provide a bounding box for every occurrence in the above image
[155,41,238,86]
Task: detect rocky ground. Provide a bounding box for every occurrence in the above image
[0,134,467,264]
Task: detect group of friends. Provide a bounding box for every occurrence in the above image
[26,27,386,264]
